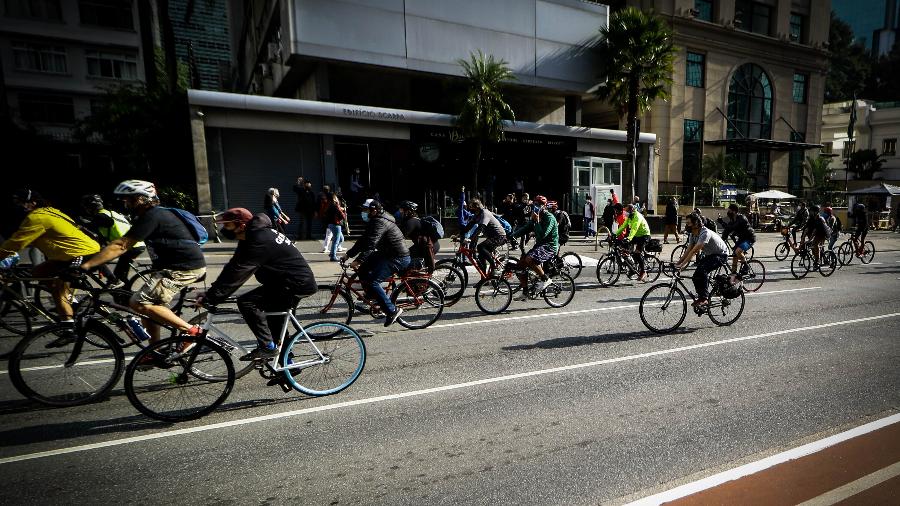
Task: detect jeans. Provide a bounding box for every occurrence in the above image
[692,254,727,300]
[476,237,504,274]
[237,284,299,348]
[328,223,344,259]
[360,255,411,315]
[583,217,595,237]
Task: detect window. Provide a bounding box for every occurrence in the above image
[683,119,704,186]
[823,142,833,154]
[86,50,137,80]
[12,41,67,73]
[18,93,74,123]
[844,140,856,159]
[883,138,897,156]
[735,0,771,36]
[694,0,712,21]
[4,0,61,19]
[78,0,133,29]
[727,63,773,139]
[792,73,808,104]
[789,13,805,42]
[686,52,705,88]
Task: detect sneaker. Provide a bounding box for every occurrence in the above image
[384,307,403,327]
[107,280,125,290]
[536,277,552,293]
[239,346,279,362]
[321,248,329,254]
[45,327,77,349]
[337,247,346,252]
[692,299,708,308]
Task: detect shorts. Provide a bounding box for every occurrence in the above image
[853,226,868,241]
[735,240,754,252]
[526,244,557,263]
[131,267,206,306]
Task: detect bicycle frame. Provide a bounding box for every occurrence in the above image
[327,263,433,315]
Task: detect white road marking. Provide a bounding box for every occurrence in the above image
[797,460,900,506]
[628,412,900,506]
[1,309,895,467]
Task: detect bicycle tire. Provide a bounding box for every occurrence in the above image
[392,278,444,330]
[790,252,811,279]
[0,299,31,359]
[819,251,837,277]
[474,277,512,314]
[294,285,354,328]
[643,254,662,283]
[188,311,256,379]
[837,241,854,266]
[124,268,155,292]
[639,284,687,334]
[670,244,687,263]
[431,263,466,305]
[774,242,790,261]
[543,272,575,308]
[280,322,365,396]
[561,252,583,279]
[860,241,875,264]
[435,258,469,294]
[9,320,124,406]
[125,337,235,422]
[707,291,745,326]
[741,259,766,292]
[595,255,620,286]
[31,284,58,317]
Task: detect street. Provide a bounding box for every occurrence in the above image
[1,231,899,505]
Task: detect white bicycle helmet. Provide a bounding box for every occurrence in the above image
[114,180,157,199]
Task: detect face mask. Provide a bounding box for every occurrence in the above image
[220,226,237,240]
[532,205,542,214]
[394,210,403,221]
[361,212,370,223]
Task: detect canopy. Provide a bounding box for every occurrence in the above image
[748,190,797,200]
[846,183,900,196]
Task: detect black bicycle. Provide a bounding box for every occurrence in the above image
[595,237,662,286]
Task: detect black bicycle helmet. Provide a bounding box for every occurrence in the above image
[81,194,104,213]
[398,200,418,211]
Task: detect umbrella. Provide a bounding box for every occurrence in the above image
[748,190,796,200]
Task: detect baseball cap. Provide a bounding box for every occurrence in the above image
[216,207,253,224]
[362,198,382,210]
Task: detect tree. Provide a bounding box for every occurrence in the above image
[826,12,872,102]
[802,156,833,203]
[456,51,516,193]
[596,7,675,202]
[846,149,885,180]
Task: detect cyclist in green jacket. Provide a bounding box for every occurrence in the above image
[511,195,558,299]
[615,204,652,282]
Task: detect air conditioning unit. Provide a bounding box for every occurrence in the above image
[266,42,281,63]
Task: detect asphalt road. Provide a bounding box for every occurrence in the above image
[1,232,899,505]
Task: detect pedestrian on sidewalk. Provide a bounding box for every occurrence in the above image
[264,188,290,234]
[325,194,346,261]
[318,185,333,252]
[601,198,615,235]
[293,178,317,240]
[583,194,596,238]
[663,198,680,244]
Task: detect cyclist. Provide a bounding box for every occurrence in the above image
[850,202,869,255]
[397,200,438,271]
[799,205,831,267]
[675,213,729,308]
[614,203,652,282]
[823,206,841,251]
[510,195,558,299]
[718,203,755,285]
[787,201,809,250]
[196,208,317,361]
[547,201,571,248]
[0,189,101,344]
[692,208,717,232]
[462,198,507,274]
[341,199,410,327]
[80,180,206,343]
[78,194,146,286]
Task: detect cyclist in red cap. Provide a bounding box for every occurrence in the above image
[510,195,558,298]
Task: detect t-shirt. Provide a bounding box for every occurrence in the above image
[475,209,507,240]
[583,201,595,219]
[125,206,206,271]
[690,227,728,257]
[0,207,100,261]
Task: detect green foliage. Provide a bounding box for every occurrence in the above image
[158,186,197,212]
[154,47,191,92]
[701,152,748,186]
[802,156,834,202]
[826,12,872,101]
[846,149,885,180]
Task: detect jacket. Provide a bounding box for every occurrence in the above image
[512,211,559,251]
[205,214,316,304]
[346,212,409,263]
[616,211,651,240]
[719,213,756,244]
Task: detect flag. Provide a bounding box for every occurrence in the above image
[847,94,857,141]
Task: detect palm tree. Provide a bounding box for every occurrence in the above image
[597,7,676,203]
[701,152,746,203]
[846,149,885,180]
[802,156,833,203]
[456,50,516,193]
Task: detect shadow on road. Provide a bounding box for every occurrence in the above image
[502,327,696,351]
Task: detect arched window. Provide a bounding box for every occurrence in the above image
[726,64,772,140]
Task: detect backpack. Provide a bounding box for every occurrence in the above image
[163,207,209,245]
[833,216,842,233]
[555,211,571,242]
[421,215,444,240]
[495,215,513,235]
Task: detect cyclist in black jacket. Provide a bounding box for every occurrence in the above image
[342,199,411,327]
[718,203,756,284]
[787,202,809,248]
[196,208,317,361]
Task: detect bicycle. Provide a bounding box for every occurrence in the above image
[733,255,766,293]
[773,227,797,261]
[595,237,662,286]
[1,266,61,358]
[297,258,445,330]
[559,251,583,279]
[639,262,746,333]
[790,241,837,279]
[125,302,365,422]
[433,237,510,304]
[836,235,875,266]
[473,255,575,314]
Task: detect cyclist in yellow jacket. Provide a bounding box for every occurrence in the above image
[615,203,652,282]
[79,194,146,285]
[0,190,100,345]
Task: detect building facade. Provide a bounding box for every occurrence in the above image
[821,99,900,185]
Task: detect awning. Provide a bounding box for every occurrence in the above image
[846,183,900,196]
[705,138,823,151]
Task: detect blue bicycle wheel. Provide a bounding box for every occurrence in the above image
[281,322,366,396]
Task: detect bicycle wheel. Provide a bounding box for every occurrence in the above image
[745,245,755,261]
[474,277,512,314]
[188,311,256,379]
[639,284,687,333]
[431,263,466,305]
[643,254,662,283]
[9,320,124,406]
[0,300,31,359]
[819,251,837,277]
[790,252,811,279]
[561,252,583,279]
[281,322,365,396]
[392,278,444,330]
[125,337,235,422]
[741,259,766,292]
[670,244,687,263]
[595,255,620,286]
[774,242,790,261]
[860,241,875,264]
[707,291,745,326]
[293,285,353,327]
[542,272,575,308]
[32,284,58,317]
[435,259,469,293]
[125,268,155,292]
[837,241,854,266]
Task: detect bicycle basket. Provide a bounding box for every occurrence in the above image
[646,238,663,253]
